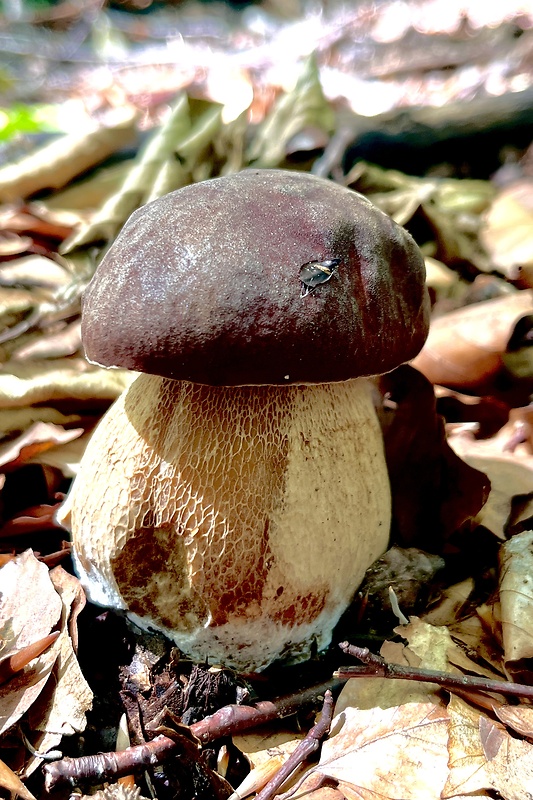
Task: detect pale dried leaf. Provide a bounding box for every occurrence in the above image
[63,96,192,251]
[336,618,453,714]
[0,359,134,408]
[312,703,449,800]
[0,421,83,471]
[28,567,92,737]
[0,255,71,290]
[0,551,62,735]
[481,179,533,282]
[422,578,475,627]
[499,531,533,663]
[0,407,82,438]
[443,694,533,800]
[424,256,462,300]
[0,109,139,202]
[412,290,533,389]
[248,56,334,168]
[28,429,92,477]
[0,757,36,800]
[12,320,82,361]
[448,424,533,538]
[494,704,533,737]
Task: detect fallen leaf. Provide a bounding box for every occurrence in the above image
[443,694,533,800]
[336,618,454,714]
[0,255,71,290]
[0,109,139,202]
[0,757,36,800]
[0,551,62,736]
[0,422,83,472]
[448,422,533,538]
[481,178,533,285]
[12,320,82,361]
[248,56,334,168]
[0,359,134,408]
[498,530,533,664]
[305,703,450,800]
[0,407,82,438]
[380,365,489,548]
[494,704,533,738]
[412,291,533,389]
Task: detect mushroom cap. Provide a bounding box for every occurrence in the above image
[82,169,430,386]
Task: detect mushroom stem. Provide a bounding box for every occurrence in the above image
[58,374,391,670]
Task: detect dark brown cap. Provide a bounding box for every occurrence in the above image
[82,169,430,385]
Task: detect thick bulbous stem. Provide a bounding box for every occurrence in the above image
[58,374,391,670]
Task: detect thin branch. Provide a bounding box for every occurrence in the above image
[253,690,334,800]
[43,679,344,792]
[337,642,533,700]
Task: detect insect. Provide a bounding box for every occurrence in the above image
[299,258,340,298]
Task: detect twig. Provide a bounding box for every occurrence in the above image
[253,690,334,800]
[337,642,533,700]
[43,679,344,791]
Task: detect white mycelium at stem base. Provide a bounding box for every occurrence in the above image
[58,373,390,671]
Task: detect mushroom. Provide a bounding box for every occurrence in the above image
[58,169,429,671]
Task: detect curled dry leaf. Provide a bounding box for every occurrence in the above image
[12,319,82,361]
[0,550,63,736]
[336,618,455,715]
[443,694,533,800]
[379,365,489,549]
[0,108,139,203]
[498,531,533,664]
[0,757,36,800]
[447,419,533,539]
[481,178,533,286]
[411,290,533,389]
[0,407,81,439]
[0,359,135,408]
[0,421,83,472]
[494,704,533,738]
[0,551,92,777]
[0,255,72,291]
[297,703,450,800]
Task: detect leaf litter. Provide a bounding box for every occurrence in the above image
[2,5,533,799]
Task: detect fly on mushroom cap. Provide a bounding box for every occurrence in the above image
[59,169,430,671]
[82,169,429,386]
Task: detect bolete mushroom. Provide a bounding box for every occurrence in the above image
[58,169,429,671]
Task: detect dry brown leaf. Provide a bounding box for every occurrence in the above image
[28,429,93,478]
[0,234,33,256]
[498,531,533,664]
[0,552,92,776]
[0,359,134,408]
[0,407,82,438]
[448,608,504,677]
[494,704,533,738]
[481,179,533,285]
[12,320,82,361]
[447,422,533,538]
[0,421,83,471]
[380,366,489,549]
[422,578,475,627]
[0,550,63,736]
[443,694,533,800]
[302,703,450,800]
[412,290,533,389]
[336,619,454,714]
[0,109,139,202]
[22,567,92,776]
[231,727,305,799]
[0,757,36,800]
[0,255,71,290]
